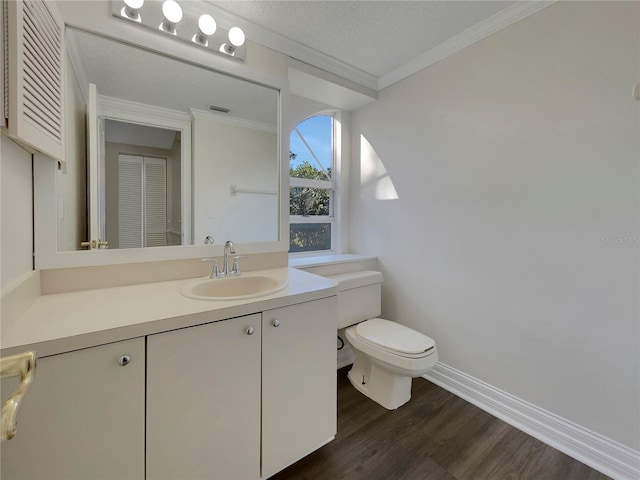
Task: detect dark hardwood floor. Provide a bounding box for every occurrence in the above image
[272,368,610,480]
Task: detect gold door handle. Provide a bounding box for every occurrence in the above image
[1,351,37,441]
[81,240,108,249]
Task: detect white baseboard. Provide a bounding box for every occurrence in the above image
[423,362,640,480]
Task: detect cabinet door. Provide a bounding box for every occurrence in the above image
[146,314,261,480]
[5,0,65,160]
[0,338,145,479]
[262,296,338,478]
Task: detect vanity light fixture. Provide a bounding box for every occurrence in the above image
[222,27,245,55]
[121,0,143,22]
[112,0,246,61]
[160,0,183,34]
[194,14,217,46]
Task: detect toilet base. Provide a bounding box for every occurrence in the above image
[347,354,412,410]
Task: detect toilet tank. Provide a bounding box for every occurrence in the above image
[326,271,383,329]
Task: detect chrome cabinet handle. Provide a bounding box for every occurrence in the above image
[272,319,280,327]
[118,355,131,366]
[246,327,255,335]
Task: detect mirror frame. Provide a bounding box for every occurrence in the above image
[34,3,289,269]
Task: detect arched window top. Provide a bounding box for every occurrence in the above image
[290,115,333,181]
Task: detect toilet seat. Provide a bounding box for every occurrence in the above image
[354,318,436,358]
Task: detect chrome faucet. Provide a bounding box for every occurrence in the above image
[223,240,236,276]
[201,241,239,279]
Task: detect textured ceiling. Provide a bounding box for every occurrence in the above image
[208,1,514,78]
[67,29,278,124]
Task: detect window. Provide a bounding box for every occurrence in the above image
[289,114,336,253]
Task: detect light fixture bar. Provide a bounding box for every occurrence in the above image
[111,0,246,62]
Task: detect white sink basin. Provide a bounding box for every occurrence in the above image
[180,274,288,301]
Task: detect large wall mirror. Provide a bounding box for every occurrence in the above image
[56,27,280,256]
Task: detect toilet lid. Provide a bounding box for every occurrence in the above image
[355,318,436,355]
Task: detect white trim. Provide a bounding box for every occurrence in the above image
[331,110,342,253]
[205,0,554,92]
[289,177,332,189]
[98,95,193,247]
[99,96,192,124]
[189,108,276,133]
[290,216,333,224]
[289,112,338,254]
[378,1,556,90]
[424,362,640,480]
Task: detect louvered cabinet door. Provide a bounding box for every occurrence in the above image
[118,155,144,248]
[4,0,65,161]
[144,157,167,247]
[117,155,168,248]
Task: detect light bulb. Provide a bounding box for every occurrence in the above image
[198,14,217,36]
[122,0,143,21]
[162,0,182,23]
[222,27,245,55]
[193,14,217,45]
[160,0,182,34]
[228,27,245,47]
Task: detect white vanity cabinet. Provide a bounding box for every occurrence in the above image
[146,313,262,480]
[146,297,338,480]
[262,296,338,478]
[1,293,337,480]
[0,338,145,480]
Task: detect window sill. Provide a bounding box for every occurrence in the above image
[289,254,377,275]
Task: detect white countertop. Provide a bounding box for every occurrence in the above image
[0,268,338,358]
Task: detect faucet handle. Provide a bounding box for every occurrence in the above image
[201,258,220,278]
[232,255,245,275]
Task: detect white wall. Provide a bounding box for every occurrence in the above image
[1,136,33,289]
[350,1,639,450]
[192,116,279,245]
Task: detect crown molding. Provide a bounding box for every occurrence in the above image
[201,0,378,90]
[99,95,192,125]
[203,1,555,93]
[190,108,276,133]
[378,1,556,90]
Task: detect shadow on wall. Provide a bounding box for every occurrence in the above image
[360,135,399,201]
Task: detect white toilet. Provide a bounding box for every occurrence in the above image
[329,270,438,410]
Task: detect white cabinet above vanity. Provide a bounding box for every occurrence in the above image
[0,268,338,480]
